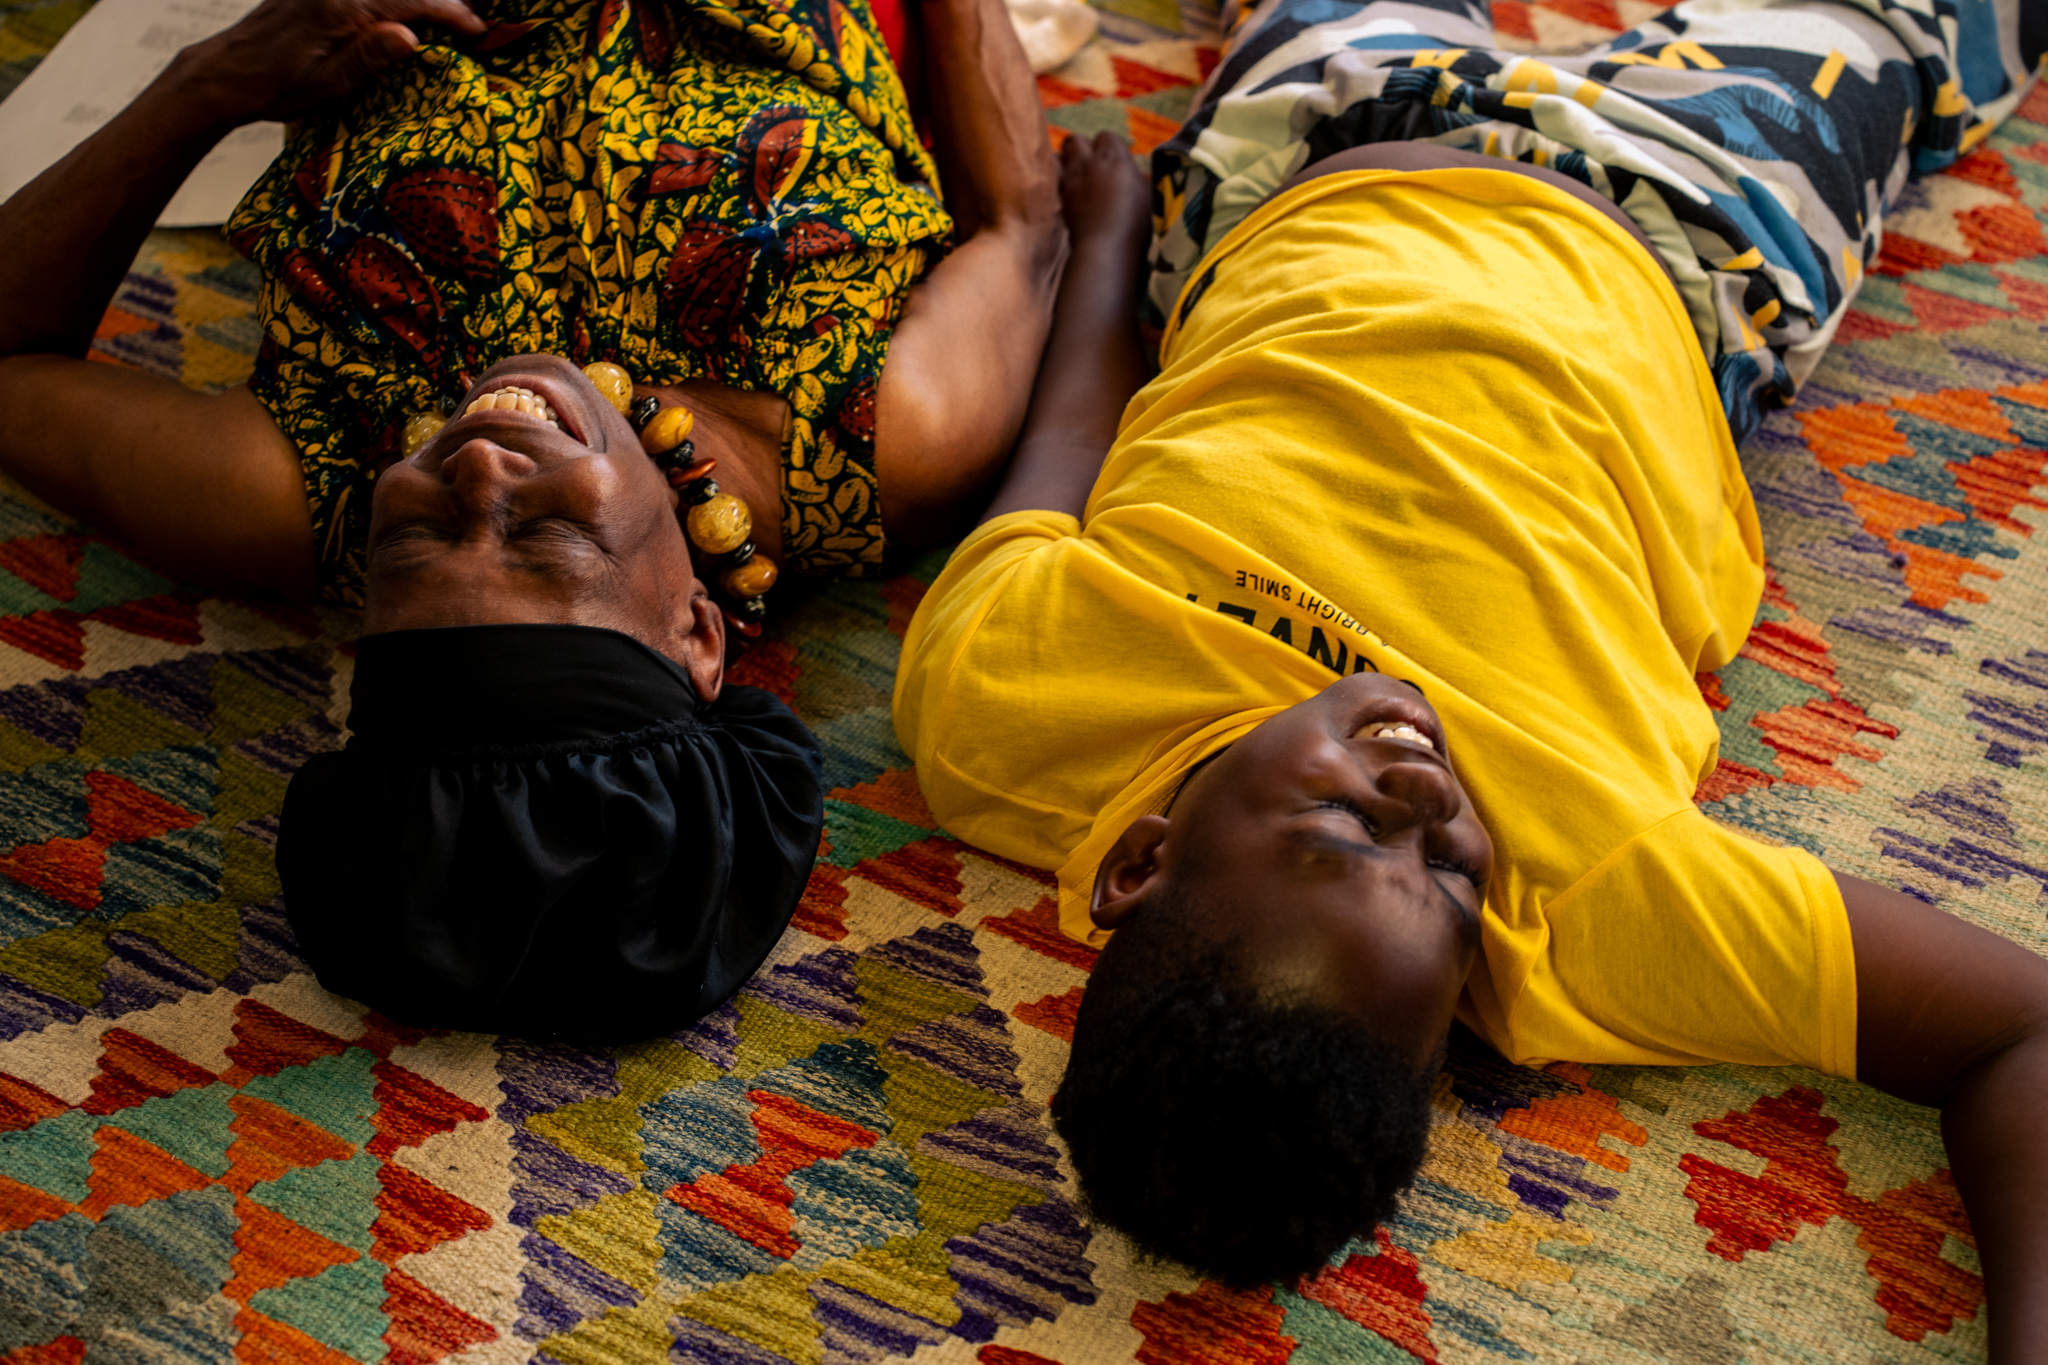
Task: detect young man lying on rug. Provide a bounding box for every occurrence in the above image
[897,0,2048,1355]
[0,0,1070,1043]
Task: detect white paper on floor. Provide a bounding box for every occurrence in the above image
[1008,0,1101,74]
[0,0,281,227]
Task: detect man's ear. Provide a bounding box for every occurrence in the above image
[673,580,726,704]
[1091,814,1171,931]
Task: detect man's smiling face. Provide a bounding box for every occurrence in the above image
[1091,671,1495,1060]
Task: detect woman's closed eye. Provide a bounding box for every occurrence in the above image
[374,520,454,546]
[366,516,603,582]
[507,516,600,547]
[367,521,457,573]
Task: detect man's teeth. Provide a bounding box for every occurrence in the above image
[1361,721,1435,750]
[464,386,564,430]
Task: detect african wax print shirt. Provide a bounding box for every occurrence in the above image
[227,0,949,606]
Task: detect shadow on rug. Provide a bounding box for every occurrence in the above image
[2,0,2047,1361]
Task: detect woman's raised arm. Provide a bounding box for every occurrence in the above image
[868,0,1069,546]
[0,0,481,598]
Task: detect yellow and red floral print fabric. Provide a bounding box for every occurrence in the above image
[227,0,949,604]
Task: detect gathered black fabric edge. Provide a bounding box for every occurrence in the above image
[283,622,827,1044]
[339,686,796,768]
[347,622,701,748]
[344,712,708,766]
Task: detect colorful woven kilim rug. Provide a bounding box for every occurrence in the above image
[5,0,2048,1360]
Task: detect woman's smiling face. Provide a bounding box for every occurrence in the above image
[1092,672,1495,1060]
[362,353,725,697]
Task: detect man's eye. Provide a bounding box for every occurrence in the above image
[1319,799,1377,835]
[1429,858,1487,893]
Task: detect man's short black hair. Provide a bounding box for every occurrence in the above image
[1050,875,1437,1286]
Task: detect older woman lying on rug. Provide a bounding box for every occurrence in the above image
[899,0,2048,1355]
[0,0,1067,1042]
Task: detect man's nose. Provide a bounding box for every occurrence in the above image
[1371,758,1462,832]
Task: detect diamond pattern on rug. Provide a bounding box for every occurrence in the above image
[0,996,497,1364]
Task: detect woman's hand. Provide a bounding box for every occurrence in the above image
[170,0,487,128]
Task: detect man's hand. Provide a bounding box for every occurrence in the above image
[170,0,487,128]
[1058,128,1150,262]
[1843,871,2048,1362]
[968,131,1151,527]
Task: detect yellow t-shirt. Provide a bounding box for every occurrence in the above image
[893,169,1856,1076]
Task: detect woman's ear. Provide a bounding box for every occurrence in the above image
[673,580,726,703]
[1091,813,1171,931]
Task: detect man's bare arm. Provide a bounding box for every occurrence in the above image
[1842,870,2048,1363]
[976,131,1151,525]
[0,0,483,598]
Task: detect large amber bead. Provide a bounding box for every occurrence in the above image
[721,555,778,599]
[582,361,633,415]
[687,493,751,555]
[401,412,444,456]
[639,405,695,455]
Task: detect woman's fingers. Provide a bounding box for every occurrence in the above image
[194,0,487,123]
[326,22,419,88]
[370,0,488,34]
[338,4,478,95]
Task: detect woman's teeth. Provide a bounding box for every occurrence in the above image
[464,386,564,431]
[1360,721,1435,750]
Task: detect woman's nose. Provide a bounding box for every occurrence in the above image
[440,441,538,518]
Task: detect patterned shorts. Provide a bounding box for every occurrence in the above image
[1150,0,2041,441]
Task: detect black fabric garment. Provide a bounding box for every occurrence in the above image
[278,624,824,1043]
